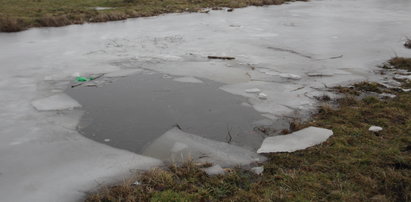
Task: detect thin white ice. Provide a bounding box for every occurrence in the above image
[0,0,411,201]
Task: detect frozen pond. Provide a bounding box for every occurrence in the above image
[67,71,272,152]
[1,0,411,201]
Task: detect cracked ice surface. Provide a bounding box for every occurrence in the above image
[1,0,411,201]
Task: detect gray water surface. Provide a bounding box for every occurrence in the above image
[67,72,270,152]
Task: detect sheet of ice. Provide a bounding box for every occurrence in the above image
[172,76,204,83]
[31,93,81,111]
[143,127,266,167]
[257,127,333,153]
[1,0,411,201]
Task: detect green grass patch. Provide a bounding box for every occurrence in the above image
[0,0,306,32]
[86,58,411,201]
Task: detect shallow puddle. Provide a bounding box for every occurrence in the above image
[66,71,271,152]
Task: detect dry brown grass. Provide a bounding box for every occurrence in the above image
[0,0,307,32]
[0,17,25,32]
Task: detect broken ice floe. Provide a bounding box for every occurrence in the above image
[369,126,383,132]
[32,94,81,111]
[257,127,333,153]
[143,127,265,167]
[172,76,204,83]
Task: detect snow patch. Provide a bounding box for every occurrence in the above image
[369,126,383,132]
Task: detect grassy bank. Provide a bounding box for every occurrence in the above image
[0,0,305,32]
[86,59,411,201]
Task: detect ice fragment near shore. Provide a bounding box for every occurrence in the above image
[257,127,333,153]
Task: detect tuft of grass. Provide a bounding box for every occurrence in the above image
[86,58,411,201]
[0,0,307,32]
[383,57,411,71]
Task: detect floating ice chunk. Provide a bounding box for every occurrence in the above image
[258,93,268,100]
[369,126,383,132]
[173,77,203,83]
[257,127,333,153]
[143,127,265,167]
[32,94,81,111]
[245,88,261,93]
[202,165,225,176]
[250,166,264,175]
[104,69,142,78]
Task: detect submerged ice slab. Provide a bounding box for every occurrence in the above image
[257,127,333,153]
[143,127,266,167]
[31,93,81,111]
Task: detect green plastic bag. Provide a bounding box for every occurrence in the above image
[75,77,89,82]
[75,76,94,82]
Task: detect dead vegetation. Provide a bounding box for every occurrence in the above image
[382,57,411,71]
[405,38,411,49]
[0,17,25,32]
[0,0,307,32]
[86,58,411,201]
